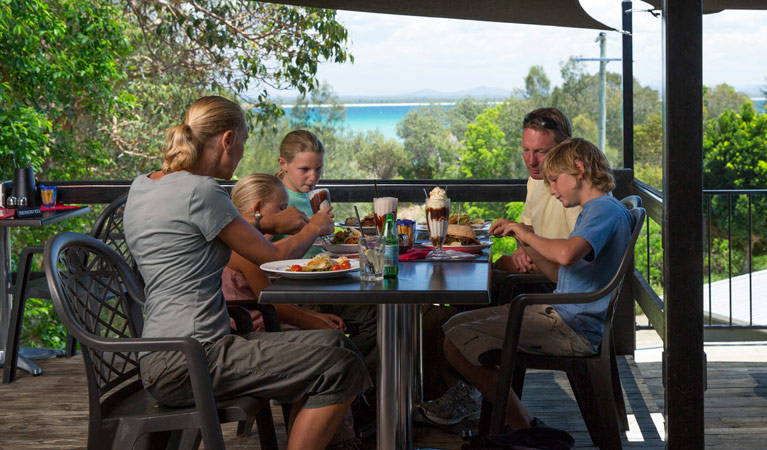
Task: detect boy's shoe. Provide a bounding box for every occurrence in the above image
[418,381,482,425]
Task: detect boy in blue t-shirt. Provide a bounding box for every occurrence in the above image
[439,138,634,431]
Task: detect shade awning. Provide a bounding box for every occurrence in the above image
[266,0,612,30]
[644,0,767,13]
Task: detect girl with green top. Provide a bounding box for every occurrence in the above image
[275,130,326,256]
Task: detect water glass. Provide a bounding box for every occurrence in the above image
[40,185,57,208]
[358,237,384,281]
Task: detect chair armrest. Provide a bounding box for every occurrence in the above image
[227,305,255,334]
[226,300,281,332]
[495,272,551,305]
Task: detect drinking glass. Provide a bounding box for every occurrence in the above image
[426,198,450,259]
[309,188,331,214]
[358,237,384,281]
[40,185,57,209]
[396,219,415,253]
[373,197,398,233]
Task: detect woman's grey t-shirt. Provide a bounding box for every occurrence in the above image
[124,171,239,343]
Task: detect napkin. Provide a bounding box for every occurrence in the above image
[444,250,477,260]
[40,204,82,211]
[399,249,430,261]
[0,208,14,219]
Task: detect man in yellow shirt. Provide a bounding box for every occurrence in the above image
[420,107,579,427]
[490,107,580,273]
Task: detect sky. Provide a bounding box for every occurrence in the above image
[270,0,767,98]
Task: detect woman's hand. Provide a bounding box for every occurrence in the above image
[306,206,335,236]
[313,312,346,332]
[260,207,309,235]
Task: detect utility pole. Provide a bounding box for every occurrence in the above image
[574,32,620,152]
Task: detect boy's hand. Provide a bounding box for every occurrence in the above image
[500,222,534,240]
[510,248,535,272]
[489,218,513,236]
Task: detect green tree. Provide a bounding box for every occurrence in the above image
[0,0,133,181]
[703,83,752,121]
[703,103,767,273]
[524,65,551,105]
[396,105,459,179]
[447,97,492,142]
[350,131,407,179]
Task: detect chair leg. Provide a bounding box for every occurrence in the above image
[566,367,603,448]
[281,402,293,434]
[168,428,202,450]
[510,364,526,399]
[587,361,622,449]
[254,404,279,450]
[65,333,78,357]
[610,352,629,432]
[477,397,493,437]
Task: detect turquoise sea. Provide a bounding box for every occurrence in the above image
[282,103,454,140]
[283,98,765,141]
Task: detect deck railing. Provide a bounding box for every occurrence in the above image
[633,180,767,341]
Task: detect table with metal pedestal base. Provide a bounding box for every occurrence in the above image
[260,257,491,450]
[1,206,90,380]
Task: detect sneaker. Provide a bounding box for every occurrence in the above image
[418,381,482,425]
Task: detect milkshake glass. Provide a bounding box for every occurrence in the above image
[373,197,398,233]
[425,187,450,259]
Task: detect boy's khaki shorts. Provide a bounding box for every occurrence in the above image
[443,303,595,366]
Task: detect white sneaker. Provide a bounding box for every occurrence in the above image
[418,381,482,425]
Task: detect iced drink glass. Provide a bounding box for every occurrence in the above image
[373,197,398,233]
[358,237,384,281]
[426,198,450,259]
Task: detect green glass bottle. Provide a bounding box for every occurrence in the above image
[382,213,399,278]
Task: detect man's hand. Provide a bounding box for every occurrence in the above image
[493,250,536,273]
[259,206,309,235]
[489,218,513,236]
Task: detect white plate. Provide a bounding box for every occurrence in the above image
[320,241,359,254]
[336,222,378,235]
[260,259,359,279]
[421,241,493,254]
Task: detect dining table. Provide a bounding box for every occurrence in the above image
[0,206,90,379]
[259,249,492,450]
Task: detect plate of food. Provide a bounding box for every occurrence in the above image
[321,228,361,254]
[260,254,359,279]
[421,224,494,254]
[338,214,378,235]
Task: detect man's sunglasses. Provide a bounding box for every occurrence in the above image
[523,113,560,132]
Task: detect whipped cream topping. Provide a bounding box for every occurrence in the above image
[426,187,448,209]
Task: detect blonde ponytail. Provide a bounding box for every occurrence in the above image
[163,96,246,174]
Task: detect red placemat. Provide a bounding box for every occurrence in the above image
[0,208,15,219]
[399,249,430,261]
[40,204,83,211]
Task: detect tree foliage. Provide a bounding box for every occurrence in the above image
[0,0,133,180]
[396,106,459,179]
[703,102,767,272]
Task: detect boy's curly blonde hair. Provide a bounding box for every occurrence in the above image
[542,138,614,193]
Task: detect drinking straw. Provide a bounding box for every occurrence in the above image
[423,188,429,198]
[354,205,363,229]
[374,180,380,199]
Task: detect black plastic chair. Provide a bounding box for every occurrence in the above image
[480,206,645,450]
[4,193,132,383]
[43,231,279,450]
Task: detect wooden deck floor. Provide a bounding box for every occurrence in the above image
[0,354,765,449]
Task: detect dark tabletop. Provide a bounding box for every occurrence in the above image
[259,260,491,305]
[0,206,90,228]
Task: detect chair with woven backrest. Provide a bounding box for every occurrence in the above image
[4,193,134,383]
[478,206,645,450]
[44,231,278,450]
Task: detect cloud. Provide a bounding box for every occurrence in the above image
[273,6,767,97]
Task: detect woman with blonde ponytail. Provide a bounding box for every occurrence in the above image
[123,96,371,450]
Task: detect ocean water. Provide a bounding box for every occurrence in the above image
[283,98,765,140]
[283,103,453,140]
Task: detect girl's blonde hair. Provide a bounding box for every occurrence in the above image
[275,130,324,179]
[163,96,246,174]
[230,173,286,216]
[542,138,615,192]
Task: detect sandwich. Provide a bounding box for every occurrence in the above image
[445,224,481,246]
